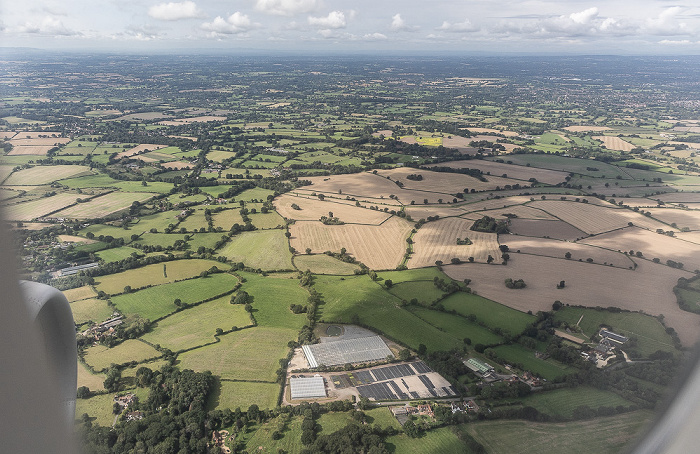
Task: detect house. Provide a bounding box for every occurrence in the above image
[125,411,143,421]
[451,402,467,413]
[417,404,433,417]
[466,400,480,413]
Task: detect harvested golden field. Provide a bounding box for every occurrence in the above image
[7,145,53,155]
[461,195,536,212]
[564,126,612,132]
[10,131,57,139]
[444,256,700,346]
[161,161,193,169]
[376,167,517,194]
[615,197,662,208]
[405,205,468,220]
[9,137,70,146]
[275,194,390,225]
[594,136,635,152]
[53,192,156,219]
[57,234,95,244]
[3,165,92,185]
[646,208,700,230]
[509,219,586,241]
[289,216,413,270]
[529,200,669,235]
[1,193,82,220]
[505,236,632,268]
[0,131,16,139]
[116,144,166,158]
[434,160,568,185]
[582,227,700,272]
[410,217,500,268]
[63,286,98,303]
[473,205,556,220]
[657,192,700,203]
[0,165,13,183]
[158,115,226,125]
[462,127,519,137]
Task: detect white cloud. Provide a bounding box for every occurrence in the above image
[148,1,203,21]
[645,7,689,35]
[438,18,479,33]
[362,32,387,40]
[17,16,79,36]
[201,12,258,35]
[390,13,417,31]
[569,7,598,25]
[111,26,161,41]
[255,0,321,16]
[308,11,346,29]
[659,39,693,45]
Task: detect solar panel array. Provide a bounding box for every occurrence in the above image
[354,361,459,401]
[303,336,392,368]
[290,376,326,399]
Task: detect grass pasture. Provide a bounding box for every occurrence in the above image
[3,165,92,185]
[488,344,572,380]
[249,211,285,229]
[54,192,156,219]
[2,193,82,220]
[387,427,468,454]
[71,298,116,325]
[95,246,142,263]
[211,209,245,229]
[75,393,118,427]
[77,361,105,392]
[142,295,252,351]
[293,254,360,275]
[235,272,309,330]
[110,273,238,320]
[208,380,280,412]
[409,306,503,346]
[62,285,97,302]
[95,259,225,294]
[517,386,633,419]
[388,281,447,304]
[83,340,161,371]
[218,230,293,270]
[441,292,535,335]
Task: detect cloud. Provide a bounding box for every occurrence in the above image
[390,13,417,31]
[362,32,387,41]
[659,39,693,45]
[438,18,479,33]
[17,16,79,36]
[308,11,346,29]
[255,0,320,16]
[148,1,203,21]
[494,7,636,38]
[645,7,690,35]
[569,7,598,25]
[202,12,258,35]
[111,26,161,41]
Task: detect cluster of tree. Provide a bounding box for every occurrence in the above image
[470,216,509,234]
[456,237,472,245]
[504,278,526,289]
[405,173,423,181]
[319,214,344,225]
[426,165,488,182]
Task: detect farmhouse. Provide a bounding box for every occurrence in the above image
[290,375,326,400]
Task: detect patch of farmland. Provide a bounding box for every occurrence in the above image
[77,361,105,392]
[7,145,54,155]
[506,236,632,268]
[293,254,360,275]
[593,135,635,151]
[487,154,629,179]
[440,292,535,334]
[0,165,14,183]
[275,194,390,225]
[0,131,16,139]
[83,340,161,371]
[141,296,252,351]
[443,255,700,346]
[463,127,519,137]
[112,112,171,122]
[248,212,285,229]
[9,137,70,147]
[3,165,92,185]
[433,160,568,185]
[410,217,500,268]
[95,247,142,264]
[509,219,586,241]
[473,205,556,220]
[656,192,700,203]
[582,227,700,273]
[529,200,669,235]
[211,209,245,229]
[675,231,700,245]
[405,204,468,220]
[289,216,413,270]
[461,195,536,213]
[236,271,309,330]
[161,161,193,169]
[645,207,700,230]
[1,193,83,221]
[62,285,97,302]
[158,115,226,125]
[71,298,116,325]
[615,197,664,208]
[178,326,297,381]
[210,380,280,412]
[377,167,518,194]
[0,188,20,201]
[95,259,226,294]
[115,143,167,158]
[218,229,293,270]
[110,274,239,320]
[564,125,612,132]
[53,192,156,219]
[487,344,571,380]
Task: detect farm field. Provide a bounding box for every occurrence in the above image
[410,217,501,267]
[234,272,309,330]
[141,296,252,351]
[211,209,245,229]
[249,212,285,229]
[509,218,587,241]
[94,259,225,294]
[2,193,83,220]
[645,207,700,230]
[110,273,238,320]
[440,292,535,335]
[443,255,700,346]
[290,216,412,270]
[386,427,469,454]
[63,285,97,302]
[77,361,105,391]
[473,205,556,220]
[487,155,629,179]
[209,380,280,412]
[218,230,293,270]
[293,253,360,275]
[83,339,161,371]
[377,267,448,284]
[53,192,156,219]
[487,344,572,380]
[581,227,700,274]
[387,280,447,304]
[177,326,297,381]
[3,165,92,185]
[408,306,504,346]
[506,236,633,268]
[376,166,518,193]
[71,298,116,325]
[552,306,678,357]
[463,410,652,454]
[275,193,390,225]
[75,393,119,427]
[594,135,635,151]
[95,246,142,263]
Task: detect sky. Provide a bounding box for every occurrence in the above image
[1,0,700,54]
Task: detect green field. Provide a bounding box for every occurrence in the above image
[3,165,92,185]
[212,209,245,229]
[77,361,105,391]
[130,211,181,233]
[487,344,572,380]
[177,326,296,381]
[249,211,285,229]
[462,410,653,454]
[315,275,465,352]
[178,210,209,231]
[517,386,633,418]
[237,272,309,330]
[110,273,238,320]
[75,393,118,427]
[552,307,677,357]
[387,427,470,454]
[243,415,305,453]
[441,292,535,335]
[408,306,503,346]
[142,295,251,351]
[317,407,400,435]
[80,224,135,242]
[95,246,142,263]
[63,285,98,302]
[293,254,360,275]
[95,259,225,294]
[208,379,280,412]
[83,340,161,371]
[378,267,448,284]
[388,281,448,305]
[236,187,275,202]
[70,298,116,325]
[218,230,293,270]
[676,287,700,313]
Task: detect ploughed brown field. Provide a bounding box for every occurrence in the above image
[275,194,391,225]
[432,160,568,185]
